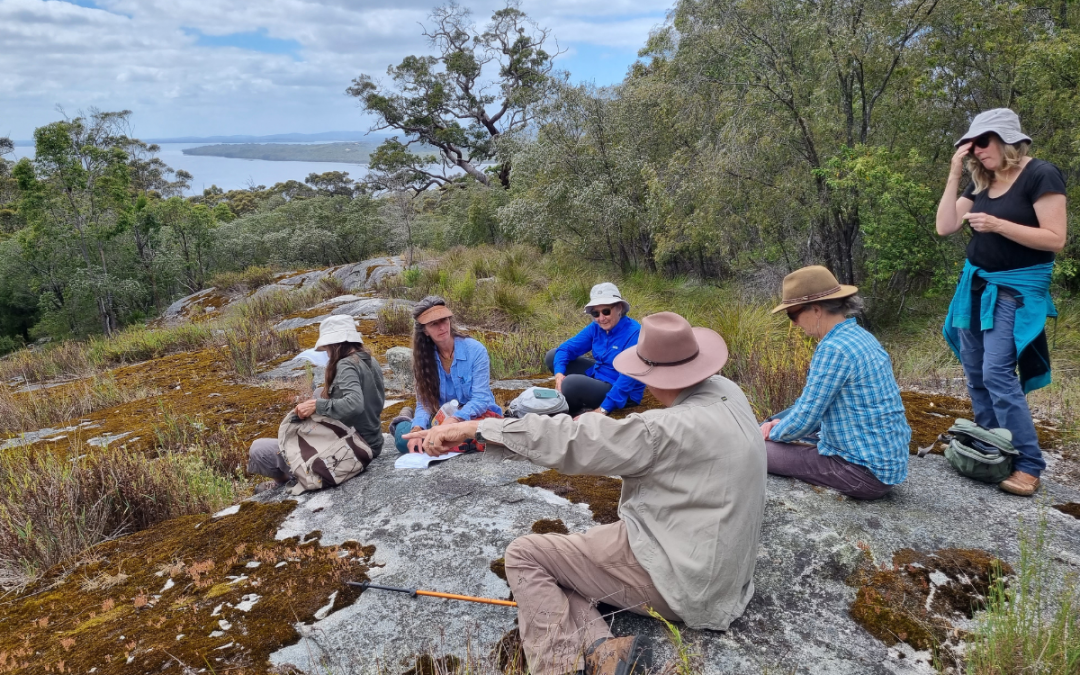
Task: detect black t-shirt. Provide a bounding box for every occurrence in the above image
[962,158,1067,272]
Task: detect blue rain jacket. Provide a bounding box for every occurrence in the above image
[552,315,646,411]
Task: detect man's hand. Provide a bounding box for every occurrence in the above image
[404,421,481,456]
[442,416,463,426]
[554,373,565,393]
[296,399,317,419]
[760,418,781,441]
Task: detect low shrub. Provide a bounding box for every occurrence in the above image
[232,276,346,323]
[0,442,239,587]
[207,265,278,293]
[0,374,158,435]
[0,340,94,384]
[377,302,413,336]
[222,318,301,378]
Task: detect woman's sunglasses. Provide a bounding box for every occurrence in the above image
[970,134,997,150]
[589,308,614,318]
[786,306,807,322]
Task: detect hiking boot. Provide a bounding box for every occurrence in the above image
[390,406,414,428]
[585,636,643,675]
[1000,471,1040,496]
[254,480,286,494]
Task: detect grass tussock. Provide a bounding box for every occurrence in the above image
[0,440,240,587]
[964,516,1080,674]
[232,275,346,323]
[223,318,301,378]
[488,332,550,380]
[377,301,413,336]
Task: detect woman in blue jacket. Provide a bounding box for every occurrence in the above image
[544,282,646,416]
[392,296,502,453]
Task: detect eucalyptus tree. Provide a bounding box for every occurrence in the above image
[347,1,558,190]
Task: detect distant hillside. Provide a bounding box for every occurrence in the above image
[148,131,379,144]
[182,142,381,164]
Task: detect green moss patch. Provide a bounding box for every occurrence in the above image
[901,391,1061,454]
[0,501,374,675]
[849,548,1012,653]
[518,470,622,524]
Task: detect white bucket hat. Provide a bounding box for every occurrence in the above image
[583,282,630,314]
[314,314,364,351]
[955,108,1032,147]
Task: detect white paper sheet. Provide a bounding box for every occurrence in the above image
[394,451,463,469]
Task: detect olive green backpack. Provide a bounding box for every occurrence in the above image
[944,419,1017,484]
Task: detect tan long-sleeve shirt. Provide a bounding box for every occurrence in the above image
[479,375,766,630]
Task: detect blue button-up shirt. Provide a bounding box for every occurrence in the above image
[413,336,503,429]
[770,319,910,485]
[552,315,646,412]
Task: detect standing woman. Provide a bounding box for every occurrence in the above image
[247,315,385,492]
[936,108,1067,497]
[391,296,502,454]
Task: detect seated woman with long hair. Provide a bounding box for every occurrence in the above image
[390,296,502,453]
[247,314,385,492]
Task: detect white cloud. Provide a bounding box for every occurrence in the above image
[0,0,671,138]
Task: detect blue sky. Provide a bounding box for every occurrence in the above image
[0,0,672,139]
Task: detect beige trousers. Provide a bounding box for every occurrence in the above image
[504,520,678,675]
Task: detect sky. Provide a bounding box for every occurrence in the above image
[0,0,673,140]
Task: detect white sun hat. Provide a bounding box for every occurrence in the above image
[955,108,1032,147]
[314,314,365,351]
[583,282,630,314]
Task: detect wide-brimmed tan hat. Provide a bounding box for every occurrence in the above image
[314,314,365,351]
[770,266,858,314]
[416,304,453,325]
[613,312,727,389]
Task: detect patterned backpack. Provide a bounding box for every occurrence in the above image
[277,413,375,495]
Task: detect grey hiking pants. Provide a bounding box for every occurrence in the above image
[505,520,679,675]
[765,440,892,500]
[247,437,292,483]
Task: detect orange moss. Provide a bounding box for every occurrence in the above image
[849,548,1012,653]
[0,501,375,675]
[901,391,1061,454]
[531,519,569,535]
[490,557,507,581]
[1053,502,1080,520]
[518,470,622,524]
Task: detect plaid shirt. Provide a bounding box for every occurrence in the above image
[770,319,910,485]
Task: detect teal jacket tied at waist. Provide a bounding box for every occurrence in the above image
[943,260,1056,393]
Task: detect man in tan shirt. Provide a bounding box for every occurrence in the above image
[406,312,766,675]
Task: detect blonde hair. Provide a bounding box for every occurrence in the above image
[966,138,1030,194]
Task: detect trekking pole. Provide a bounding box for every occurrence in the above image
[346,581,517,607]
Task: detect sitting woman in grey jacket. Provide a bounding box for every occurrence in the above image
[247,315,385,492]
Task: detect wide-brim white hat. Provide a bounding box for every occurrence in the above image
[955,108,1032,147]
[583,282,630,314]
[314,314,364,351]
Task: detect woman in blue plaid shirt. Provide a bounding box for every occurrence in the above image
[759,266,911,499]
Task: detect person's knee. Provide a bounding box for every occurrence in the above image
[393,420,413,454]
[505,534,545,573]
[544,348,559,374]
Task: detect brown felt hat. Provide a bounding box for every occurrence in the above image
[416,304,453,325]
[770,266,858,314]
[613,312,727,389]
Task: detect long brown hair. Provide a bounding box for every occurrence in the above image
[966,138,1030,194]
[323,341,368,392]
[412,295,464,415]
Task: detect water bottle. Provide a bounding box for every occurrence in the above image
[434,399,460,426]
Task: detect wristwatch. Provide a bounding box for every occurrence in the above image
[598,407,609,415]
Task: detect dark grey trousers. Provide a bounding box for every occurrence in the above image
[765,440,892,500]
[247,437,291,483]
[543,348,614,415]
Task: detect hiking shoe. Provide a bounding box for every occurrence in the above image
[585,636,643,675]
[254,480,286,494]
[1000,471,1040,496]
[390,406,414,428]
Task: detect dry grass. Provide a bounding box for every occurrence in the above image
[0,374,159,436]
[223,318,301,378]
[232,276,346,323]
[207,265,278,293]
